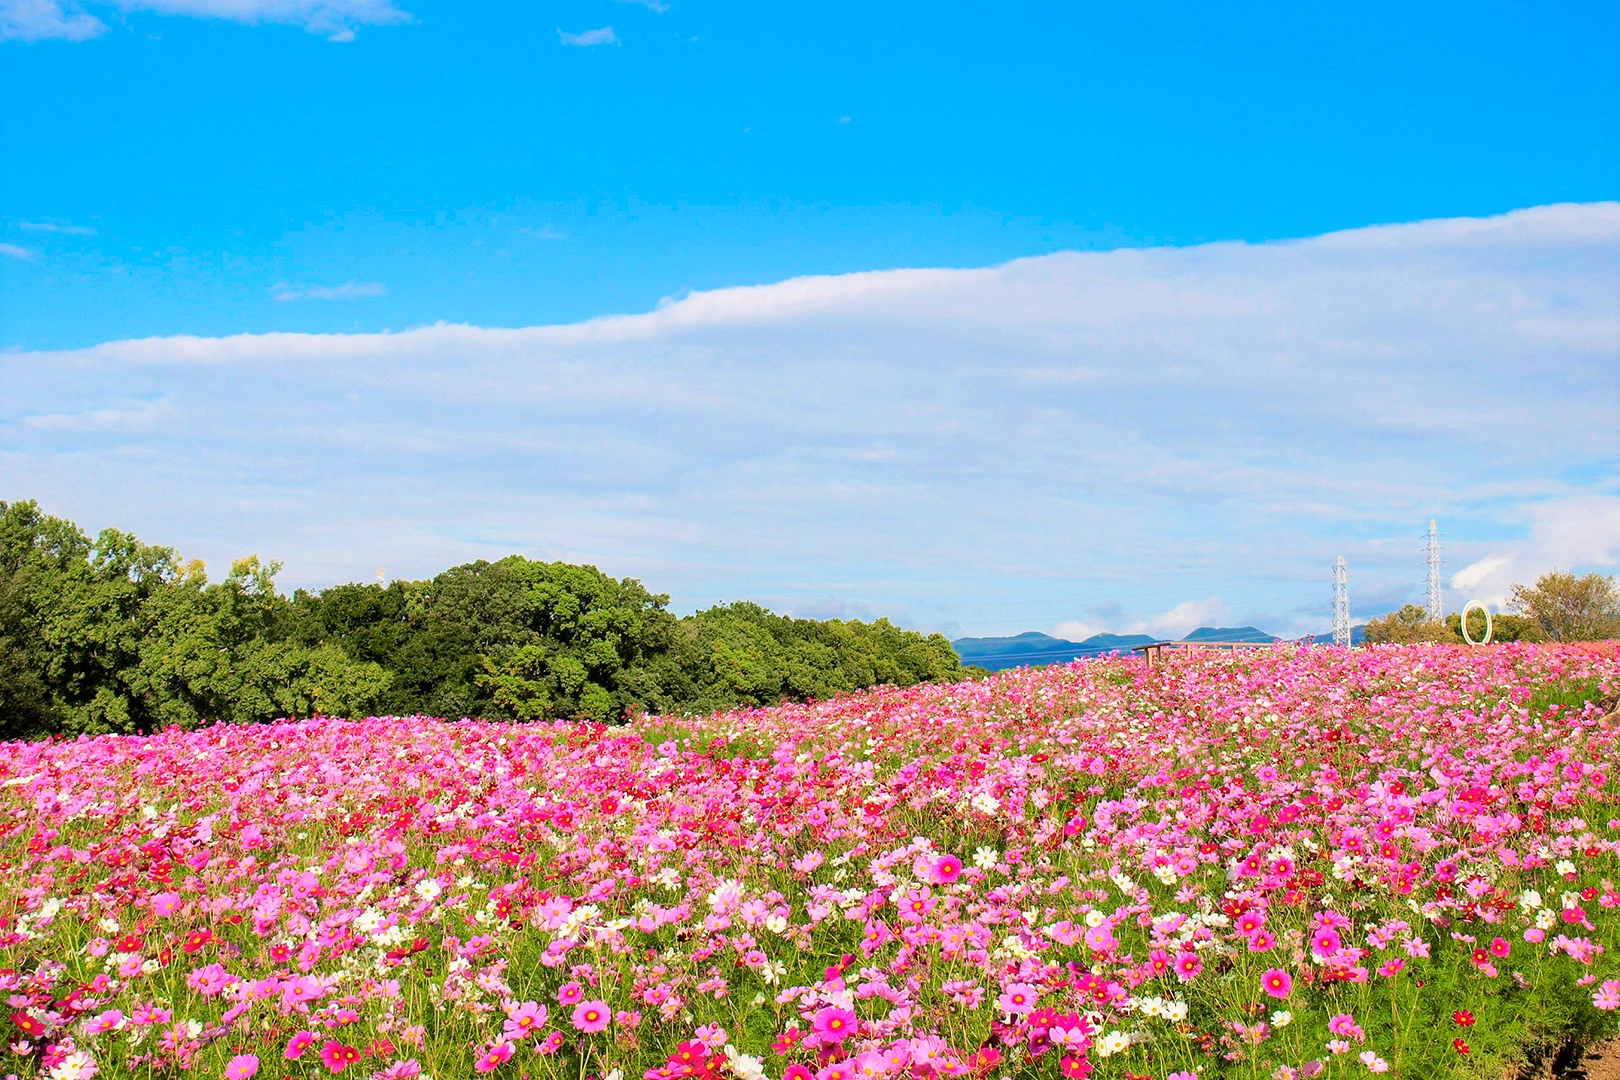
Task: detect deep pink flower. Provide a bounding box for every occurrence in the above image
[473,1043,513,1072]
[996,983,1038,1015]
[285,1031,317,1060]
[812,1005,857,1042]
[319,1041,360,1073]
[224,1054,260,1080]
[1261,968,1292,999]
[569,1001,610,1033]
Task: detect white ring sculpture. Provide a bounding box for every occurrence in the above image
[1460,599,1493,645]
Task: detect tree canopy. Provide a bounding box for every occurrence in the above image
[1509,570,1620,643]
[0,501,966,738]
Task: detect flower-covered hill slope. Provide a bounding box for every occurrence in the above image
[1,642,1617,1080]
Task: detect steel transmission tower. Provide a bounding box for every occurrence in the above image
[1426,519,1442,623]
[1332,556,1351,646]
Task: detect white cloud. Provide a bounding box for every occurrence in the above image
[22,397,174,432]
[1441,497,1620,610]
[4,203,1617,636]
[20,220,96,235]
[1051,620,1107,641]
[616,0,667,10]
[2,0,408,41]
[558,25,617,46]
[270,279,387,301]
[1450,555,1508,593]
[0,242,35,260]
[0,0,104,40]
[1150,599,1229,638]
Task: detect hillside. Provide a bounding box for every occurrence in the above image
[954,625,1278,671]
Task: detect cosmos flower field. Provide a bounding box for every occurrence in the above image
[2,644,1619,1080]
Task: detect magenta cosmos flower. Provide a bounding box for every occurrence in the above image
[473,1043,513,1073]
[570,1001,610,1033]
[812,1005,857,1043]
[319,1041,361,1073]
[224,1055,259,1080]
[285,1031,317,1060]
[1260,968,1293,999]
[996,983,1038,1015]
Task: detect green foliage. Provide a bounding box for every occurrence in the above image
[1363,604,1455,644]
[1444,608,1545,644]
[0,502,967,735]
[0,501,391,738]
[656,601,964,714]
[1510,569,1620,642]
[1365,603,1548,646]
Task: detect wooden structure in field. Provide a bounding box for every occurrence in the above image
[1131,639,1276,667]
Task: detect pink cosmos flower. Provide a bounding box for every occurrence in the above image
[996,983,1038,1015]
[374,1061,422,1080]
[150,892,183,917]
[569,1001,610,1033]
[319,1040,361,1073]
[556,981,584,1006]
[224,1054,260,1080]
[536,1032,564,1055]
[1594,980,1620,1011]
[285,1031,318,1059]
[501,1001,546,1040]
[1260,968,1292,999]
[1173,951,1204,981]
[82,1010,124,1034]
[472,1043,513,1073]
[1248,929,1277,952]
[1327,1014,1365,1042]
[812,1005,857,1042]
[934,854,964,883]
[1311,928,1342,958]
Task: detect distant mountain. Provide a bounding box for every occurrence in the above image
[951,631,1155,670]
[1181,625,1277,644]
[1311,625,1368,646]
[955,625,1302,671]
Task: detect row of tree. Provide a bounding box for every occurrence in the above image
[1362,571,1620,645]
[0,500,966,740]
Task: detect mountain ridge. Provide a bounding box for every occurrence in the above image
[955,625,1368,670]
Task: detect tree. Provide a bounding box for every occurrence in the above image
[1362,604,1454,645]
[1509,571,1620,642]
[1,501,974,736]
[653,602,965,714]
[1442,609,1544,644]
[0,501,391,736]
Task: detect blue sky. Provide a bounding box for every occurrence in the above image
[2,0,1618,639]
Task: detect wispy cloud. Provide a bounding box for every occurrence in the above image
[617,0,667,10]
[2,0,410,42]
[0,242,35,260]
[558,25,618,47]
[6,204,1617,635]
[1,0,104,41]
[270,280,387,302]
[521,225,567,241]
[19,220,96,235]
